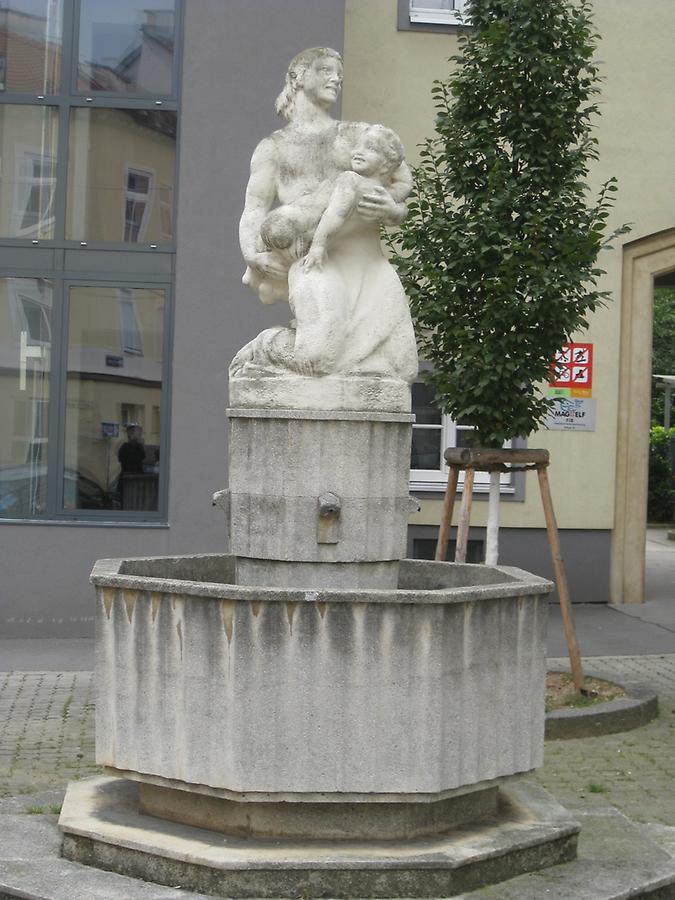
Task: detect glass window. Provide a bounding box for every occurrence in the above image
[0,276,52,517]
[409,0,467,25]
[410,381,513,490]
[76,0,176,95]
[64,284,164,512]
[0,104,58,238]
[0,0,62,95]
[410,381,443,470]
[66,107,176,243]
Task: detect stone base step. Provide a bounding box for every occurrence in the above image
[1,788,674,899]
[459,801,675,899]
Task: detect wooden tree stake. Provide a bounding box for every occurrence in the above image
[434,447,585,693]
[435,465,460,561]
[536,466,585,693]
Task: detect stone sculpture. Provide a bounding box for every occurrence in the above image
[231,47,418,409]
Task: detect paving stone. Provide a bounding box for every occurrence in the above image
[538,656,675,830]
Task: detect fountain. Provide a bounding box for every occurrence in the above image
[59,47,578,897]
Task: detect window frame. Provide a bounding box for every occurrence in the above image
[0,0,181,525]
[72,0,183,101]
[409,0,468,26]
[409,382,516,494]
[398,0,470,33]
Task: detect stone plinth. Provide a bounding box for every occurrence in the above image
[226,408,415,589]
[228,373,412,414]
[91,555,551,802]
[59,777,580,898]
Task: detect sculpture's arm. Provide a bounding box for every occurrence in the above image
[304,172,360,271]
[357,159,412,227]
[239,137,287,279]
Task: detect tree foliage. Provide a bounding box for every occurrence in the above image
[392,0,628,447]
[648,425,675,523]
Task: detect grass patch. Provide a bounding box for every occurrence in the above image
[49,804,62,815]
[546,672,625,712]
[25,805,45,814]
[586,783,609,794]
[61,694,73,720]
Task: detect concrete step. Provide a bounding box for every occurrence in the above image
[459,802,675,899]
[1,797,674,899]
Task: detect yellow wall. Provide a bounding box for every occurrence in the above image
[342,0,675,531]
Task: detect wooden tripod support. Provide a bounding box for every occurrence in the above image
[434,447,585,693]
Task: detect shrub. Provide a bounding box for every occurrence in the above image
[648,426,675,523]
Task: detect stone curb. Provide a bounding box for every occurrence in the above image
[545,673,659,741]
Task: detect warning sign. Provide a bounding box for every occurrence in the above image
[549,343,593,395]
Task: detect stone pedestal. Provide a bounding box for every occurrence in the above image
[227,408,415,589]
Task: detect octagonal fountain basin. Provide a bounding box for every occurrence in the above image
[91,554,552,819]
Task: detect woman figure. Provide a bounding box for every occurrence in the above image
[232,47,417,384]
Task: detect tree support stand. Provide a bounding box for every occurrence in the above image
[435,448,585,693]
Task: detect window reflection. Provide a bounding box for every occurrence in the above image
[64,285,164,511]
[411,428,442,470]
[77,0,175,95]
[0,104,58,238]
[66,107,176,243]
[0,277,51,517]
[0,0,61,94]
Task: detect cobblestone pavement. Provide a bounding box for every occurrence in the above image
[538,654,675,828]
[0,671,98,798]
[1,656,674,832]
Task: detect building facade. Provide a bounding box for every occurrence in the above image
[1,0,673,637]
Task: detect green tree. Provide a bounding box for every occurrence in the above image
[392,0,628,447]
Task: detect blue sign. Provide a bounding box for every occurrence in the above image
[101,422,119,438]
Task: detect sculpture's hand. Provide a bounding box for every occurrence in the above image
[357,186,406,226]
[249,251,288,280]
[303,247,325,272]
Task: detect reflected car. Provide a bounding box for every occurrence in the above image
[0,465,111,515]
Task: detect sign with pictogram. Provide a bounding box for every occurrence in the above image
[549,342,593,396]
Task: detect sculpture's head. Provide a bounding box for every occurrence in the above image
[275,47,343,121]
[351,125,405,180]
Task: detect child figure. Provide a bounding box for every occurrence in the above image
[302,124,405,271]
[243,125,406,304]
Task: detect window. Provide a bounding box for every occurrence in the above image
[64,285,165,513]
[119,288,143,355]
[76,0,177,96]
[123,167,153,242]
[409,0,468,26]
[0,277,52,517]
[410,382,514,492]
[0,0,63,95]
[66,108,176,243]
[0,0,180,523]
[0,106,59,238]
